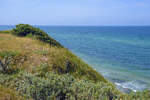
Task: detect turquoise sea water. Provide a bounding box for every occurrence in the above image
[1,26,150,92]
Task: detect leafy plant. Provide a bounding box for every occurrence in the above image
[0,71,119,100]
[0,51,22,74]
[0,56,12,73]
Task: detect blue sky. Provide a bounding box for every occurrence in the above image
[0,0,150,26]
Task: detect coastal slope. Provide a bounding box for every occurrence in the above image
[0,24,149,100]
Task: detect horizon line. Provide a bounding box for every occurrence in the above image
[0,24,150,27]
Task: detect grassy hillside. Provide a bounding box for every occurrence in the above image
[0,24,150,100]
[0,33,106,82]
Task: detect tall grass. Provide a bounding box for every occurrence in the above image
[0,85,26,100]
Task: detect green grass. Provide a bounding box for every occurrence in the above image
[0,50,21,58]
[0,30,11,34]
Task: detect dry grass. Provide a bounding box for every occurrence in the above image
[0,85,25,100]
[0,33,107,82]
[0,33,52,70]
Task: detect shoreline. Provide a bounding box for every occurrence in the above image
[72,50,149,93]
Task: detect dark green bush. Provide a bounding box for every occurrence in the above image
[12,24,62,47]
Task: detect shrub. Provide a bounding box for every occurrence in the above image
[3,72,119,100]
[12,24,63,47]
[0,56,12,73]
[0,50,23,74]
[0,71,150,100]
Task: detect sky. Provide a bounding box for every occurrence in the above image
[0,0,150,26]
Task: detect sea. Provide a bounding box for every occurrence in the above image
[1,25,150,93]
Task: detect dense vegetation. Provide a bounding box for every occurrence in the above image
[0,24,150,100]
[12,24,62,47]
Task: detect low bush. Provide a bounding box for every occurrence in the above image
[12,24,62,47]
[0,50,25,74]
[0,56,12,73]
[0,71,150,100]
[0,71,119,100]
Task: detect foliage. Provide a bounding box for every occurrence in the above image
[0,56,12,73]
[0,71,120,100]
[0,71,149,100]
[0,50,26,74]
[12,24,62,47]
[121,90,150,100]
